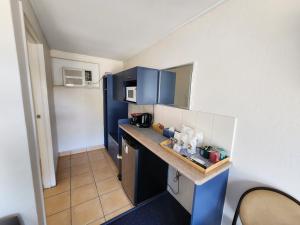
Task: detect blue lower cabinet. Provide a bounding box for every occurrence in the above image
[107,135,119,169]
[190,170,229,225]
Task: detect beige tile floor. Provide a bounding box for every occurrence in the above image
[44,149,133,225]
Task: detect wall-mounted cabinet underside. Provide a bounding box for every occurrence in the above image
[113,67,159,105]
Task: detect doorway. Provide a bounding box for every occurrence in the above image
[25,22,56,188]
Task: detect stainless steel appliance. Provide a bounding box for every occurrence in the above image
[121,133,168,205]
[121,137,138,203]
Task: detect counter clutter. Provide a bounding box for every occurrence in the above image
[154,123,230,174]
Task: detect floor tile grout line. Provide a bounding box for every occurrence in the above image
[71,181,94,190]
[87,218,103,225]
[70,170,92,179]
[46,157,105,199]
[93,173,116,183]
[87,151,106,221]
[104,203,133,219]
[70,162,104,223]
[99,187,122,197]
[89,151,129,219]
[45,173,96,200]
[44,189,71,199]
[87,218,102,225]
[71,196,99,208]
[46,207,71,218]
[91,151,132,218]
[45,155,71,222]
[54,151,119,223]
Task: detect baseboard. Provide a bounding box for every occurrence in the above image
[58,151,71,157]
[87,145,105,151]
[58,145,106,157]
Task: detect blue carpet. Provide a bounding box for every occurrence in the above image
[103,192,191,225]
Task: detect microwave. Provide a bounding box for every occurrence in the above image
[126,86,137,102]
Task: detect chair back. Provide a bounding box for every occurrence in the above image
[232,187,300,225]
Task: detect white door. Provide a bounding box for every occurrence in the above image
[26,32,56,188]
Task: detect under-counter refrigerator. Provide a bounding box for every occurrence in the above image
[121,133,168,205]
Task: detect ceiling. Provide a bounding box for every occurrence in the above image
[30,0,223,60]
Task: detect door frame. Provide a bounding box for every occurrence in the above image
[24,15,56,188]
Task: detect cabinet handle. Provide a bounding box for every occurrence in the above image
[124,145,129,154]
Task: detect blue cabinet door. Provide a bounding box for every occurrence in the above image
[136,67,159,105]
[103,77,108,148]
[108,134,120,169]
[123,67,137,82]
[158,70,176,105]
[107,75,128,139]
[190,170,229,225]
[113,72,126,101]
[105,75,128,174]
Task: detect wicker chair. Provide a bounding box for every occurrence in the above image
[232,187,300,225]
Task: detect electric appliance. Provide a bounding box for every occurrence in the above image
[129,113,152,128]
[63,67,93,87]
[126,86,137,102]
[121,133,168,205]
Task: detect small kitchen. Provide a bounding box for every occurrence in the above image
[101,63,236,225]
[48,49,236,225]
[3,1,300,225]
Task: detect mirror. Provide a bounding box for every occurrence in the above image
[158,63,193,109]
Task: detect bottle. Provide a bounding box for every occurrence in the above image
[195,132,204,147]
[188,137,197,154]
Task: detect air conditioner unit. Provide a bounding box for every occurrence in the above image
[62,67,93,87]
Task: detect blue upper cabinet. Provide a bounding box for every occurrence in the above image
[136,67,159,104]
[158,70,176,105]
[113,67,159,105]
[113,71,125,102]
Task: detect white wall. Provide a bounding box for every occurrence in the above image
[0,0,45,224]
[51,50,123,153]
[125,0,300,223]
[52,58,100,87]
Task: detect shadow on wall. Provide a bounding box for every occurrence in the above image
[222,177,269,225]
